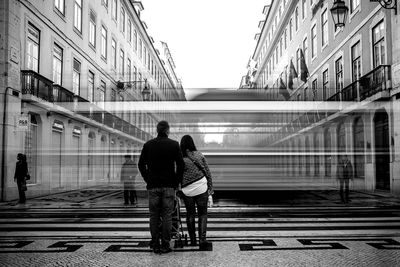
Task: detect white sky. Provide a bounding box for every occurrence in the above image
[141,0,269,92]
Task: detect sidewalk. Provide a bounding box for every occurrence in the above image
[1,186,400,210]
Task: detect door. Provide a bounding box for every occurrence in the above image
[374,111,390,190]
[51,131,62,188]
[72,136,80,188]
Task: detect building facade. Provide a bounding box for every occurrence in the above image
[241,0,400,195]
[0,0,185,201]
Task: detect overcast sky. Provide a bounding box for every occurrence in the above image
[141,0,269,93]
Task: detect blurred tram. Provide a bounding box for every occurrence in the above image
[201,151,334,191]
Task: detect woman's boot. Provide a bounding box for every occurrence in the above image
[198,216,211,250]
[187,216,197,246]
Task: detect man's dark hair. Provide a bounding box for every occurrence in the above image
[180,135,197,157]
[157,120,170,135]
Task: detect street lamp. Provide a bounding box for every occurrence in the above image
[116,78,151,101]
[330,0,349,29]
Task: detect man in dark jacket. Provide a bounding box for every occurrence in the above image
[336,155,353,203]
[138,121,184,254]
[121,154,137,205]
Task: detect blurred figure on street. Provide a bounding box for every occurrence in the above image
[337,155,353,204]
[138,121,184,254]
[180,135,214,250]
[121,154,137,205]
[14,153,28,204]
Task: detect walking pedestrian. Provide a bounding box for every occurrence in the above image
[336,155,353,204]
[138,121,184,254]
[179,135,214,250]
[121,154,137,205]
[14,153,28,204]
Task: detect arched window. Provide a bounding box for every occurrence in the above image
[88,132,96,181]
[314,133,320,176]
[305,136,310,175]
[24,114,39,184]
[353,117,365,178]
[324,128,331,177]
[337,123,346,158]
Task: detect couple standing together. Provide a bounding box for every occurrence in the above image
[138,121,213,253]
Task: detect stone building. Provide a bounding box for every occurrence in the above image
[0,0,185,201]
[241,0,400,195]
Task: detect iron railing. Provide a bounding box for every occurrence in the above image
[21,70,152,142]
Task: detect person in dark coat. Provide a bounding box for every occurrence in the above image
[337,155,353,203]
[121,154,137,205]
[138,121,184,254]
[180,135,213,250]
[14,153,28,204]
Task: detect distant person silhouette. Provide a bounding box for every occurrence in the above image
[14,153,28,204]
[121,154,137,205]
[138,121,184,254]
[337,155,353,204]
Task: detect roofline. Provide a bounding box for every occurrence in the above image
[251,1,274,60]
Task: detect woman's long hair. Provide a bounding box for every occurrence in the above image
[180,135,197,157]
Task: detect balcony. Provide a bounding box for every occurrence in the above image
[21,70,153,142]
[328,65,391,102]
[21,70,53,102]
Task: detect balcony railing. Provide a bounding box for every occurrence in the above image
[21,70,53,102]
[21,70,153,141]
[329,65,391,102]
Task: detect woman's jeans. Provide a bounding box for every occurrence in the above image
[148,187,175,249]
[182,191,208,244]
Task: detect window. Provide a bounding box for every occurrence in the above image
[372,21,386,68]
[302,0,307,19]
[144,47,147,66]
[112,0,117,20]
[133,66,137,89]
[303,37,308,64]
[311,25,317,58]
[295,7,299,31]
[99,80,106,109]
[147,53,151,71]
[54,0,64,15]
[304,86,308,101]
[89,10,96,48]
[335,57,343,92]
[312,79,317,100]
[350,0,360,13]
[120,7,125,34]
[73,59,81,95]
[26,23,40,72]
[88,71,94,102]
[323,69,329,100]
[52,44,63,85]
[128,19,132,43]
[321,10,328,47]
[25,115,38,184]
[119,49,124,77]
[102,0,108,8]
[111,89,116,101]
[73,0,82,33]
[133,29,138,51]
[296,49,301,76]
[284,29,287,49]
[111,39,116,68]
[289,19,293,40]
[101,26,107,59]
[139,38,142,59]
[280,37,283,57]
[351,41,361,82]
[127,58,131,81]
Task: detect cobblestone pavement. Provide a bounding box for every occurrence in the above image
[0,236,400,267]
[1,188,399,266]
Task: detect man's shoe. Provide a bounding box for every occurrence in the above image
[199,241,212,251]
[153,247,161,254]
[160,247,172,254]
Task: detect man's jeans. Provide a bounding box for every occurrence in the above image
[148,187,175,249]
[339,178,350,202]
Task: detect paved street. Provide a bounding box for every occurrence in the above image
[0,188,400,266]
